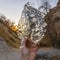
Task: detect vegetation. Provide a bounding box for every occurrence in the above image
[0,14,20,48]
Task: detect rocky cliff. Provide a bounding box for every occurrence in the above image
[40,0,60,48]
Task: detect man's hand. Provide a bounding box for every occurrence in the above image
[25,38,40,60]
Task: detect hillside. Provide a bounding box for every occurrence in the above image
[0,19,20,48]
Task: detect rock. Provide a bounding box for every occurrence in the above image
[0,37,21,60]
[35,48,60,60]
[40,0,60,48]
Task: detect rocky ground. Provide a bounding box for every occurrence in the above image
[0,37,60,60]
[35,48,60,60]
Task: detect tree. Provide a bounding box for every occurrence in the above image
[38,0,51,14]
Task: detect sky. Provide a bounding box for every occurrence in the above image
[0,0,58,25]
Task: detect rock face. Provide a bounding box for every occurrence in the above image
[57,0,60,5]
[40,0,60,48]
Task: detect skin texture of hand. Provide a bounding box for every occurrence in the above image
[20,37,40,60]
[28,46,38,60]
[25,38,40,60]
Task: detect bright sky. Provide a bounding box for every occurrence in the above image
[0,0,58,24]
